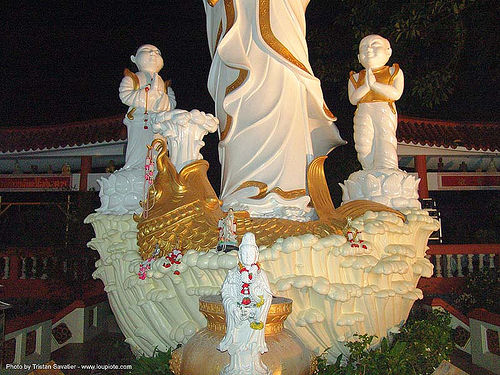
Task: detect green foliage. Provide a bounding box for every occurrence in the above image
[127,347,175,375]
[315,310,453,375]
[454,267,500,314]
[398,309,454,374]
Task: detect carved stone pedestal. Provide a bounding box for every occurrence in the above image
[340,169,421,210]
[170,295,315,375]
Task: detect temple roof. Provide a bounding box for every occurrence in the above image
[0,115,126,154]
[0,114,498,154]
[397,115,500,152]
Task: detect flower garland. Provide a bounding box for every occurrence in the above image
[343,217,368,250]
[238,262,265,330]
[141,81,155,218]
[138,244,185,279]
[142,147,156,219]
[163,248,183,276]
[347,228,367,249]
[137,261,151,280]
[238,261,260,284]
[138,244,161,280]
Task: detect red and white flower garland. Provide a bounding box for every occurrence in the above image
[163,248,183,276]
[143,148,156,218]
[238,262,265,330]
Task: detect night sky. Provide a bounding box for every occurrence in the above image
[4,1,498,129]
[2,2,214,128]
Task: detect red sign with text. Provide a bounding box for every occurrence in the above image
[0,175,72,191]
[438,173,500,190]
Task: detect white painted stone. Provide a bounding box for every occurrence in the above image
[343,35,420,209]
[150,109,218,172]
[341,169,421,210]
[86,208,438,362]
[203,0,345,220]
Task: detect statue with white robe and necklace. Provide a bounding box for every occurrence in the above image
[218,232,272,375]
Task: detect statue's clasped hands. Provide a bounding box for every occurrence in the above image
[366,68,377,88]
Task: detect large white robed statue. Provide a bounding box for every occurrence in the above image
[203,0,345,220]
[219,232,272,375]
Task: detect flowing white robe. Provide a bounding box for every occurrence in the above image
[353,102,399,170]
[203,0,344,216]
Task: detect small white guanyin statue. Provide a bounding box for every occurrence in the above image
[219,232,272,375]
[119,44,176,169]
[341,35,420,209]
[97,44,176,215]
[217,208,238,252]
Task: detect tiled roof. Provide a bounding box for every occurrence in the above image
[1,114,498,154]
[0,115,126,153]
[397,115,500,152]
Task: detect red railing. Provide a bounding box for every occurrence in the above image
[427,244,500,255]
[417,244,500,295]
[0,246,98,299]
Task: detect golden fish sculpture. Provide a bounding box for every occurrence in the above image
[135,139,403,259]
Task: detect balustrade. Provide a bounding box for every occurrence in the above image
[456,254,463,277]
[427,244,499,278]
[418,244,500,295]
[0,247,98,299]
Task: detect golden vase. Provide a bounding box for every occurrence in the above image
[170,295,316,375]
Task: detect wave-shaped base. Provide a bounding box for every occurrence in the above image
[85,208,437,362]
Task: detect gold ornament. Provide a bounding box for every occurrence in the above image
[250,321,264,330]
[171,295,316,375]
[135,139,403,259]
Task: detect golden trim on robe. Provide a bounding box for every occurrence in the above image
[235,181,306,200]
